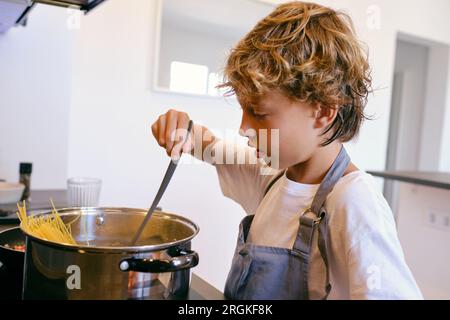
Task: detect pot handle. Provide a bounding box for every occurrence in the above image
[119,249,199,273]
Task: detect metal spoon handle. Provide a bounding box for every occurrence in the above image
[131,120,193,245]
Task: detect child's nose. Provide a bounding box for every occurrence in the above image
[239,113,251,137]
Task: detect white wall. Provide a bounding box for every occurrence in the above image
[1,0,450,292]
[0,5,73,189]
[397,183,450,299]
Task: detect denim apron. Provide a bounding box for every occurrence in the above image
[224,147,350,300]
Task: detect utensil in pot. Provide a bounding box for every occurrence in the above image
[131,120,193,246]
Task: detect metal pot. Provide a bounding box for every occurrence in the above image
[0,227,25,300]
[21,207,199,300]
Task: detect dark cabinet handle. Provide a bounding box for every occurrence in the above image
[119,250,199,273]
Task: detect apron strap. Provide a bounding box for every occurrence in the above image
[292,146,350,299]
[318,209,332,300]
[310,147,351,214]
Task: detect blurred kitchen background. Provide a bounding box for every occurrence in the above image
[1,0,450,298]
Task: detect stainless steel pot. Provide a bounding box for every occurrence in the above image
[21,207,199,300]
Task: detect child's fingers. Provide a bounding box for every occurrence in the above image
[151,121,159,143]
[152,121,166,147]
[165,110,179,153]
[170,131,193,160]
[169,114,192,159]
[170,142,182,160]
[182,139,194,153]
[157,114,167,146]
[152,110,192,159]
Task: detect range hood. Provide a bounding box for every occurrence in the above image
[0,0,106,33]
[32,0,105,11]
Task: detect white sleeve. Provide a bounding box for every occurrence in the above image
[347,229,424,300]
[212,141,280,215]
[327,174,424,300]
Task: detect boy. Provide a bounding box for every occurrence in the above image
[151,1,423,300]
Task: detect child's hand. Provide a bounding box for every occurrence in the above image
[151,109,194,160]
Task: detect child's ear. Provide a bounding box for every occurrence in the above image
[313,105,339,129]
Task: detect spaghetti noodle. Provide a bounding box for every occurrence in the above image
[16,200,78,245]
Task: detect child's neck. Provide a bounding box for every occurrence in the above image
[286,142,353,185]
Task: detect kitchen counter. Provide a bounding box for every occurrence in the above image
[367,170,450,190]
[0,189,67,225]
[1,189,67,232]
[189,274,225,300]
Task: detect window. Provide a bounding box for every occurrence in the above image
[169,61,208,95]
[169,61,222,96]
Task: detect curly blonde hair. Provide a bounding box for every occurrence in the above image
[219,1,372,145]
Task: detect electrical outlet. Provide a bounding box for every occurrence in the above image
[425,210,450,232]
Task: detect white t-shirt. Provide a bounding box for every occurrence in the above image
[211,143,423,300]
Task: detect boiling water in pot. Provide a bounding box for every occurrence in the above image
[87,235,165,248]
[54,208,197,249]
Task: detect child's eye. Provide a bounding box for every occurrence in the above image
[253,113,268,120]
[248,107,268,119]
[241,105,268,120]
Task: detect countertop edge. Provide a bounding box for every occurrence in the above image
[190,274,225,300]
[367,171,450,191]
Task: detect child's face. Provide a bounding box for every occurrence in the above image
[238,89,325,169]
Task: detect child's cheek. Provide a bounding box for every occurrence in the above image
[277,127,312,166]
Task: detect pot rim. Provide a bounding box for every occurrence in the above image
[19,207,200,254]
[0,226,25,253]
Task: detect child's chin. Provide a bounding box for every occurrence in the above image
[257,152,283,169]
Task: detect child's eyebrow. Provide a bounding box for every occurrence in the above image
[238,97,269,111]
[244,99,263,108]
[241,103,269,113]
[253,102,270,112]
[255,102,268,109]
